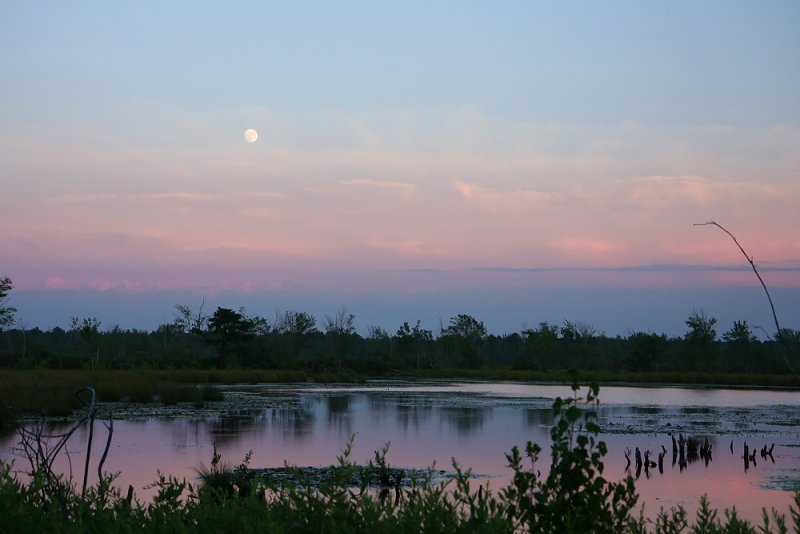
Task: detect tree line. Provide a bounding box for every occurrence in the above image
[2,275,798,375]
[0,300,797,377]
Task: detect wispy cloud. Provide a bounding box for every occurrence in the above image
[41,275,150,292]
[128,192,216,202]
[623,175,797,209]
[473,262,800,274]
[547,237,626,257]
[46,190,285,204]
[365,239,425,255]
[338,179,417,195]
[376,268,451,273]
[46,194,119,203]
[183,238,323,257]
[454,181,558,212]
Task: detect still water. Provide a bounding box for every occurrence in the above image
[3,381,799,521]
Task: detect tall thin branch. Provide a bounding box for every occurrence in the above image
[694,220,795,374]
[98,415,114,481]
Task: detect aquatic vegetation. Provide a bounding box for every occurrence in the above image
[2,383,799,532]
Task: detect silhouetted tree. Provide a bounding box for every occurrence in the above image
[722,320,756,371]
[685,310,717,371]
[174,301,209,334]
[70,316,102,369]
[0,276,16,329]
[206,307,256,367]
[560,320,600,368]
[396,320,433,370]
[442,314,487,368]
[625,332,666,372]
[323,307,356,372]
[366,325,391,369]
[774,328,800,373]
[520,322,560,370]
[274,310,319,367]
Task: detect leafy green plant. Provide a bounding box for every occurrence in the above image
[195,444,257,502]
[501,380,639,532]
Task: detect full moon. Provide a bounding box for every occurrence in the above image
[244,128,258,143]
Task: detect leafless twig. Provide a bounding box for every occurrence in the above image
[98,415,114,482]
[694,220,796,374]
[15,386,116,507]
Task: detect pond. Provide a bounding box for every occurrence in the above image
[3,380,799,522]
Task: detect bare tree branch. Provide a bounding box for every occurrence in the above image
[98,415,114,482]
[695,220,796,374]
[14,386,117,509]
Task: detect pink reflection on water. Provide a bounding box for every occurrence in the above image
[2,382,798,523]
[602,434,799,521]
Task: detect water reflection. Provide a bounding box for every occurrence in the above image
[440,407,488,435]
[524,408,553,427]
[208,410,262,443]
[631,406,664,415]
[395,404,434,433]
[170,419,203,449]
[269,404,315,440]
[622,432,784,490]
[324,395,354,434]
[1,381,799,522]
[743,440,777,473]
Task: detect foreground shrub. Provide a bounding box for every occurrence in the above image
[502,382,639,532]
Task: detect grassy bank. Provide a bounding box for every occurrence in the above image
[0,368,374,428]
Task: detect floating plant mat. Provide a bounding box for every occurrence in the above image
[757,469,800,492]
[249,465,492,488]
[596,404,800,436]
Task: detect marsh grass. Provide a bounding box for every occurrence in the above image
[0,369,352,419]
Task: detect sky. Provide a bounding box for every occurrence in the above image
[1,1,799,337]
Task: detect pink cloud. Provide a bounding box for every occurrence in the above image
[44,276,68,290]
[338,179,417,195]
[132,191,285,202]
[627,175,717,206]
[364,239,425,255]
[623,175,797,209]
[47,191,286,204]
[46,194,119,204]
[547,237,627,258]
[39,276,151,292]
[454,181,557,212]
[4,111,798,297]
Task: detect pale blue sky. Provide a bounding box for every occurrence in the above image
[3,2,798,124]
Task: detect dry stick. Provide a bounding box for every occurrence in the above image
[82,412,95,500]
[16,387,99,486]
[97,415,114,482]
[694,220,797,374]
[18,388,97,475]
[77,387,97,500]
